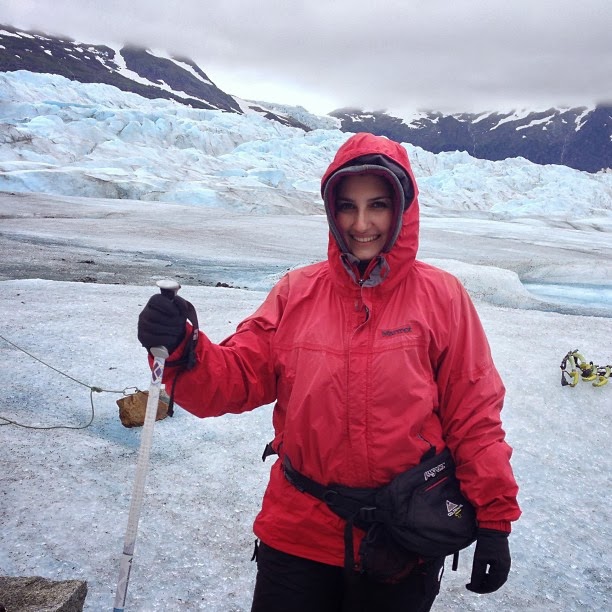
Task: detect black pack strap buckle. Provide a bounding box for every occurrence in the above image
[359,507,378,523]
[283,456,378,517]
[261,442,278,462]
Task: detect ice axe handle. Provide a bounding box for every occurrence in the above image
[156,279,181,300]
[113,283,178,611]
[113,343,168,611]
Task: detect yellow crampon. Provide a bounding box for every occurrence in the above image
[560,350,610,388]
[593,365,611,388]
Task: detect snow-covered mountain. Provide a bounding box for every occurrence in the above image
[331,107,612,173]
[1,24,610,173]
[0,24,315,131]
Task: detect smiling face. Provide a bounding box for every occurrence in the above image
[334,173,394,261]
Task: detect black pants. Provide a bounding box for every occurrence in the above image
[251,542,444,612]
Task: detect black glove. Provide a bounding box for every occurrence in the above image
[137,293,189,354]
[466,528,511,594]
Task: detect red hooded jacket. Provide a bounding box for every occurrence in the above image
[164,133,521,568]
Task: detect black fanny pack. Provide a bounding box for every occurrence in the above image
[282,448,477,581]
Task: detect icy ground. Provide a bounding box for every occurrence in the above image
[0,69,611,611]
[1,192,611,611]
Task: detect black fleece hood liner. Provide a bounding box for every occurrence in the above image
[336,154,415,210]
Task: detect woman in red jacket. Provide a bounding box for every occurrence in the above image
[138,133,521,611]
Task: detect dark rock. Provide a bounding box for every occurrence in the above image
[0,576,87,612]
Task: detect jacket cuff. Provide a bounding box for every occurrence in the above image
[478,520,512,533]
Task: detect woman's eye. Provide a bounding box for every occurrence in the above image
[371,200,390,209]
[336,201,354,212]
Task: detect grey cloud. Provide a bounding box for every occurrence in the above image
[2,0,611,114]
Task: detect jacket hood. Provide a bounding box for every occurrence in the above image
[321,133,420,290]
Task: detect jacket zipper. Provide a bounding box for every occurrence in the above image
[345,286,371,477]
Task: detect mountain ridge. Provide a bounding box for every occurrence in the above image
[1,24,610,172]
[330,107,611,173]
[0,24,310,130]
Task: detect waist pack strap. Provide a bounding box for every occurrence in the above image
[282,456,379,521]
[282,455,380,573]
[282,455,330,500]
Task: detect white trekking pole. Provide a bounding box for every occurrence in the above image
[113,280,180,612]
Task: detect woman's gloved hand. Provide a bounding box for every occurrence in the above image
[466,528,511,594]
[137,293,189,354]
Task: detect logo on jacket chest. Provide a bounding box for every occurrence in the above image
[381,325,413,338]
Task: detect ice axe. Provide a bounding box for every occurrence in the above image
[113,279,180,612]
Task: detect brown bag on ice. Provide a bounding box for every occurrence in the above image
[116,390,169,428]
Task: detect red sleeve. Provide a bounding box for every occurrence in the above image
[161,276,289,418]
[433,279,521,531]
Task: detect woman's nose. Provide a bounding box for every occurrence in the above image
[353,208,369,230]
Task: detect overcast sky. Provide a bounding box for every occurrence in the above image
[2,0,611,116]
